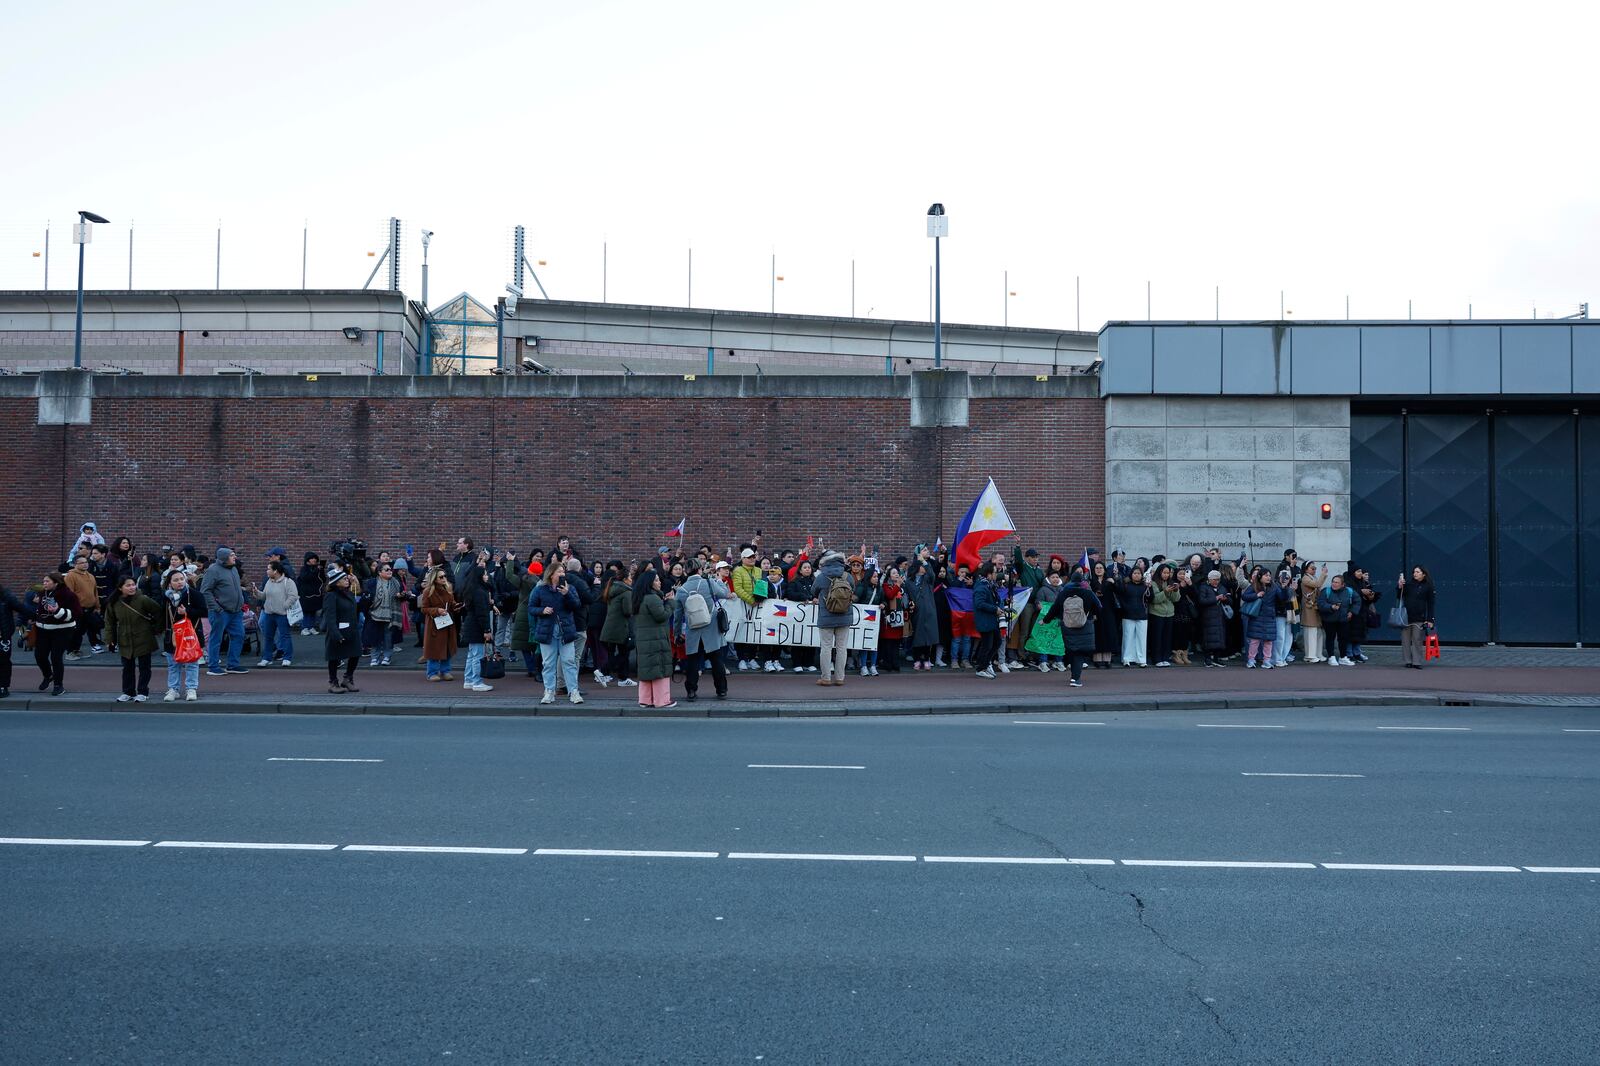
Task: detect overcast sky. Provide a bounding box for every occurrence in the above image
[4,0,1596,327]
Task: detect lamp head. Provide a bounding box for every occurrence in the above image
[78,211,110,224]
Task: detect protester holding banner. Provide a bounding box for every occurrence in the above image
[785,559,817,672]
[879,568,906,673]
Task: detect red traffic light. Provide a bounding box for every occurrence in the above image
[1320,502,1333,520]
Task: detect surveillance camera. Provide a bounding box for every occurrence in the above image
[521,357,551,375]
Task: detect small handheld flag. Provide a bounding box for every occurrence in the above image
[664,518,685,538]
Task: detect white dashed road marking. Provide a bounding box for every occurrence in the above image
[534,849,719,858]
[1376,726,1471,732]
[1235,768,1363,777]
[728,852,918,862]
[747,764,865,770]
[1197,724,1287,729]
[0,837,151,847]
[1012,721,1107,726]
[1320,863,1519,873]
[152,840,339,851]
[345,845,527,855]
[268,757,385,763]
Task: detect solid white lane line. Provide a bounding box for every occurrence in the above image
[534,849,719,859]
[1376,726,1471,731]
[1197,724,1287,729]
[1321,863,1519,873]
[153,840,338,851]
[727,852,917,862]
[1121,859,1317,869]
[1013,721,1107,726]
[1562,729,1600,733]
[747,764,865,770]
[1522,867,1600,874]
[0,837,151,847]
[267,757,384,763]
[344,845,527,855]
[923,856,1114,866]
[1235,768,1363,777]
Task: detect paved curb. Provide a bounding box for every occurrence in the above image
[6,691,1595,718]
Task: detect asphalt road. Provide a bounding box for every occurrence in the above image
[3,705,1597,1064]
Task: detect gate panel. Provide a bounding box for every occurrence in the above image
[1583,417,1600,644]
[1351,414,1404,618]
[1495,414,1577,643]
[1407,413,1491,642]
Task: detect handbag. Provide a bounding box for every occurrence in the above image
[432,613,454,630]
[1387,604,1408,628]
[715,605,730,634]
[481,652,506,680]
[1364,607,1381,631]
[1424,632,1441,660]
[286,600,304,626]
[886,609,906,629]
[171,616,204,664]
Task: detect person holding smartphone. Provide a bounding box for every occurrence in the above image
[1397,566,1437,668]
[530,564,583,705]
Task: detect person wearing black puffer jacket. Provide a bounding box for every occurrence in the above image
[29,572,80,695]
[322,568,362,694]
[296,552,325,637]
[458,554,496,694]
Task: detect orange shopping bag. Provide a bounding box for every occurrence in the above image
[172,616,204,664]
[1423,632,1440,661]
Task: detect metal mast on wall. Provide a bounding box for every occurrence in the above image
[506,225,551,316]
[363,217,402,290]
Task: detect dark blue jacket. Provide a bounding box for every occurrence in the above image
[973,578,1000,634]
[529,582,582,645]
[1241,585,1283,641]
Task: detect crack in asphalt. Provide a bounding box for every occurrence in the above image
[987,808,1241,1052]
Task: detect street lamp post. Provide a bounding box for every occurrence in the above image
[72,210,110,370]
[927,203,947,368]
[420,229,434,308]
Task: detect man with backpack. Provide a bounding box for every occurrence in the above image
[813,550,855,687]
[673,560,731,701]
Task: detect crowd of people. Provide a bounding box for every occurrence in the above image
[0,521,1441,705]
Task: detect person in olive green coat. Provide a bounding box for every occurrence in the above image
[107,575,163,702]
[597,567,634,685]
[505,555,543,677]
[631,569,677,708]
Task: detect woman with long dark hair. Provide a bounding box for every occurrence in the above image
[1089,561,1120,669]
[30,572,80,695]
[631,568,677,709]
[1397,565,1437,669]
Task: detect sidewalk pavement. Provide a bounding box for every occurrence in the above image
[16,645,1598,717]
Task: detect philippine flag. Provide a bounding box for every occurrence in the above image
[765,627,778,638]
[664,518,685,538]
[771,604,788,618]
[1076,548,1091,572]
[952,478,1016,570]
[944,586,977,638]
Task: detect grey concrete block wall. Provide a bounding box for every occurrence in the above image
[1106,395,1352,568]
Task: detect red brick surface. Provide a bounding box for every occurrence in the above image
[0,394,1104,575]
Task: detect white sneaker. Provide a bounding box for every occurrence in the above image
[595,674,610,688]
[1054,662,1068,672]
[369,657,380,667]
[92,644,106,654]
[281,660,292,667]
[569,691,584,704]
[540,690,555,704]
[469,683,493,692]
[737,660,749,671]
[1340,657,1356,666]
[1246,661,1256,669]
[65,652,81,661]
[185,690,198,701]
[1328,657,1340,666]
[794,665,805,673]
[807,665,818,672]
[618,678,637,687]
[975,668,996,679]
[257,659,272,668]
[163,689,178,702]
[860,666,869,677]
[1069,679,1084,687]
[134,694,147,702]
[1261,663,1273,670]
[116,694,132,703]
[380,656,391,666]
[1037,662,1050,673]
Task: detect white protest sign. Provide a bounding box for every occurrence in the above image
[722,598,881,651]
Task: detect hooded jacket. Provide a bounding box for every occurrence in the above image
[813,553,854,629]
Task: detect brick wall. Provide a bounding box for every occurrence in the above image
[0,387,1104,581]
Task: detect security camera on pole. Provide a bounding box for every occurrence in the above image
[927,203,947,369]
[72,210,110,370]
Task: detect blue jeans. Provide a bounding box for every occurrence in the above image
[260,612,294,661]
[207,609,245,671]
[426,658,450,679]
[165,652,200,693]
[464,642,486,686]
[540,640,579,693]
[952,635,972,663]
[1273,616,1293,667]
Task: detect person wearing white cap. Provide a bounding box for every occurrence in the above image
[730,548,762,670]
